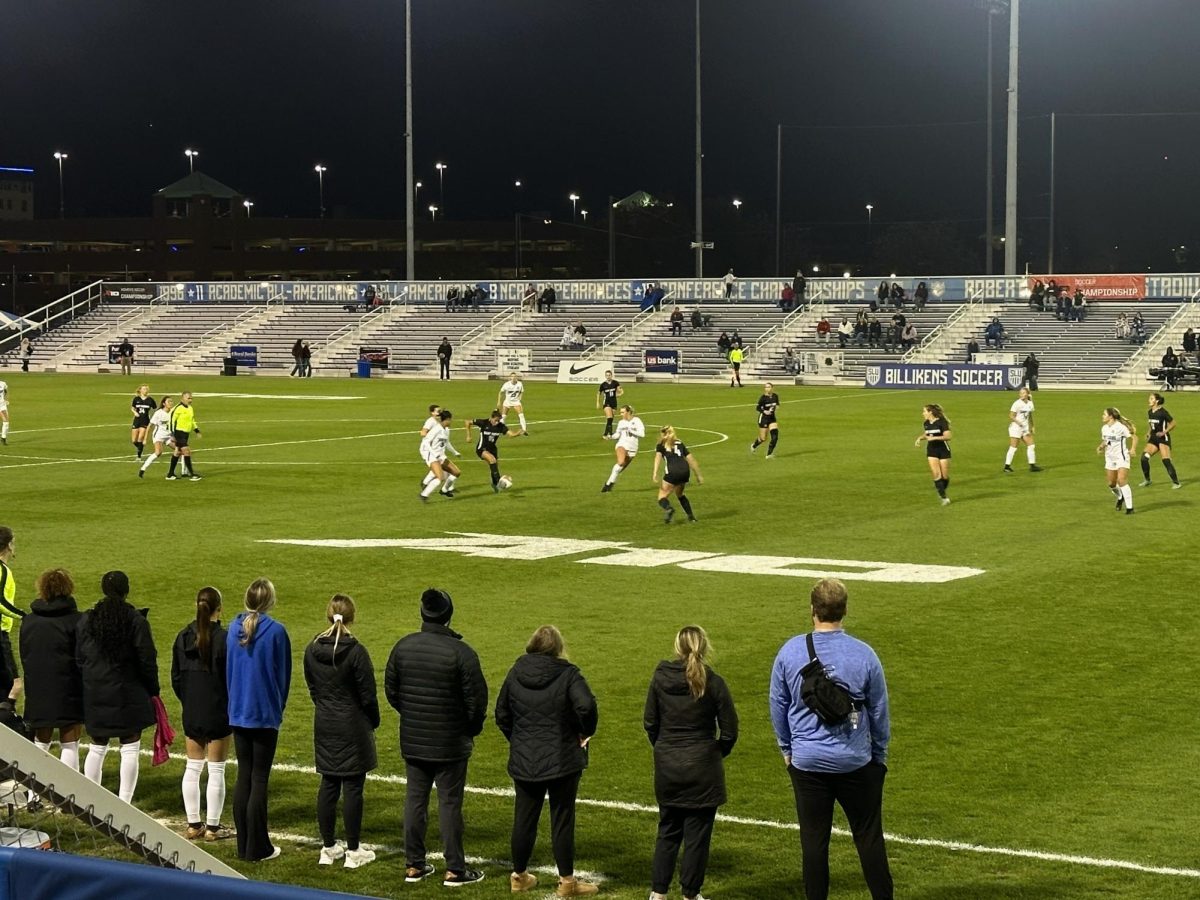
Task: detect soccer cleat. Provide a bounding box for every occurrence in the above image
[601,483,613,493]
[765,453,775,460]
[189,475,202,482]
[1172,482,1183,489]
[1115,493,1125,510]
[940,497,951,506]
[1029,464,1042,472]
[1125,507,1135,515]
[1003,465,1014,473]
[138,470,144,478]
[1139,479,1152,487]
[443,868,485,887]
[319,842,346,866]
[166,475,177,481]
[185,823,206,841]
[441,490,456,499]
[493,482,501,493]
[406,863,436,883]
[202,824,231,842]
[419,494,429,504]
[259,845,282,861]
[749,442,758,454]
[511,871,538,892]
[343,847,376,869]
[663,507,675,524]
[687,516,697,523]
[0,437,6,445]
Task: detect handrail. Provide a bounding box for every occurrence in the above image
[901,288,986,362]
[172,305,265,360]
[752,286,827,356]
[0,280,106,356]
[454,305,521,354]
[580,292,675,360]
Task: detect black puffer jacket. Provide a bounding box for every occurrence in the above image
[19,594,84,728]
[76,601,159,738]
[644,660,738,809]
[304,633,380,776]
[384,622,487,762]
[495,654,598,782]
[170,621,230,741]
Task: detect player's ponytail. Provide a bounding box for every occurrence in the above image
[314,594,355,667]
[1106,406,1137,434]
[195,586,221,671]
[240,578,277,646]
[660,425,677,447]
[674,625,710,699]
[925,403,945,420]
[1149,392,1164,408]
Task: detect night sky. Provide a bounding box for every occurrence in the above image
[5,0,1200,271]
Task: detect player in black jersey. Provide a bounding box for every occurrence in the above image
[596,371,623,437]
[915,403,952,505]
[652,425,703,524]
[1140,392,1181,488]
[130,384,157,459]
[466,410,521,492]
[749,382,781,459]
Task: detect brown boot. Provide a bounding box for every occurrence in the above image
[511,871,538,892]
[556,875,599,897]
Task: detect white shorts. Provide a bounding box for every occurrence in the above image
[1008,423,1030,440]
[152,429,173,445]
[0,404,7,414]
[616,439,639,456]
[502,401,522,411]
[423,450,447,466]
[1105,453,1130,471]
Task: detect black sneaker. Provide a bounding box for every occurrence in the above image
[419,494,428,504]
[138,469,144,478]
[1125,507,1135,515]
[1029,465,1042,472]
[493,482,501,493]
[441,490,455,499]
[1115,494,1125,510]
[443,868,485,887]
[600,483,612,493]
[1003,465,1014,473]
[405,863,436,883]
[663,507,675,525]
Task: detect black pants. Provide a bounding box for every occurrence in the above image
[511,771,581,876]
[651,805,716,898]
[405,757,468,873]
[788,763,893,900]
[317,772,366,850]
[439,359,450,380]
[232,726,278,861]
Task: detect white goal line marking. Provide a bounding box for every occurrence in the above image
[133,748,1200,880]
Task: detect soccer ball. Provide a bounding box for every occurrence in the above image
[498,475,514,491]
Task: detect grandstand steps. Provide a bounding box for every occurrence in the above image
[743,304,828,379]
[583,304,676,375]
[50,303,174,370]
[1109,302,1200,385]
[311,305,414,371]
[904,302,1003,364]
[175,305,286,370]
[190,305,380,373]
[415,306,528,377]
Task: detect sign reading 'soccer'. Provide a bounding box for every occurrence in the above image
[557,360,614,384]
[865,363,1023,390]
[260,532,986,584]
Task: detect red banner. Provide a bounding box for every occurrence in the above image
[1027,274,1145,301]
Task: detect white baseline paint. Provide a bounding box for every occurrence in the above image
[103,392,366,401]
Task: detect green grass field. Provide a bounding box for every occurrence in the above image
[3,372,1199,899]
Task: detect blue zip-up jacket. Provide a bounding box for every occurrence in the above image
[226,612,292,730]
[769,629,889,773]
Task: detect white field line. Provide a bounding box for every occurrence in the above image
[129,749,1200,880]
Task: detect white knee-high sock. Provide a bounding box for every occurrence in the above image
[421,477,442,498]
[205,761,227,826]
[518,413,527,431]
[1005,447,1017,465]
[1,421,8,439]
[84,743,108,785]
[422,471,437,486]
[59,740,80,772]
[607,463,623,485]
[182,758,204,823]
[441,474,458,492]
[1026,444,1036,464]
[1120,484,1134,509]
[118,741,140,803]
[140,452,160,472]
[34,740,50,755]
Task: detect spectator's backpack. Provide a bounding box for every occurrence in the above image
[799,634,856,725]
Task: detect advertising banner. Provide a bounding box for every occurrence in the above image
[972,352,1016,366]
[1028,274,1145,300]
[643,348,681,374]
[556,359,614,384]
[864,363,1023,390]
[102,284,158,302]
[359,346,390,370]
[496,348,532,373]
[107,344,123,364]
[229,345,258,367]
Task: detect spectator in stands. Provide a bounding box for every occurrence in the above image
[1131,312,1147,344]
[876,282,889,309]
[78,571,158,804]
[1023,353,1039,391]
[118,338,134,375]
[445,285,460,313]
[1030,280,1046,311]
[793,270,808,309]
[305,594,380,870]
[651,284,666,311]
[560,324,574,350]
[890,283,906,310]
[385,588,488,887]
[913,281,929,310]
[1161,347,1181,389]
[301,341,313,377]
[816,317,831,344]
[471,285,487,311]
[1183,327,1198,364]
[852,313,868,346]
[1115,313,1130,340]
[539,284,557,313]
[882,322,899,353]
[496,625,599,897]
[717,331,732,357]
[671,307,684,336]
[730,330,744,350]
[780,284,795,312]
[171,586,231,842]
[437,338,452,381]
[20,568,83,776]
[363,285,377,309]
[1072,290,1088,323]
[783,348,800,374]
[901,322,918,350]
[868,316,882,348]
[985,317,1006,349]
[966,337,980,363]
[522,283,538,312]
[891,310,906,331]
[20,336,32,372]
[572,323,588,349]
[836,318,852,348]
[290,340,304,377]
[645,625,738,900]
[723,269,737,301]
[227,578,292,862]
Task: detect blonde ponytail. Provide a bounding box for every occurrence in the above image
[240,578,277,646]
[314,594,356,667]
[674,625,710,699]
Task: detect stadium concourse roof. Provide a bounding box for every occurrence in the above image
[612,189,666,210]
[155,171,242,199]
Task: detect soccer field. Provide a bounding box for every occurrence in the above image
[3,373,1199,899]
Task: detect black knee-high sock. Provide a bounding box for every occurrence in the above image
[168,455,179,476]
[768,430,779,454]
[134,441,143,457]
[489,462,500,485]
[658,497,672,511]
[678,495,694,519]
[1163,458,1179,484]
[1141,455,1152,480]
[933,478,947,498]
[603,418,613,436]
[752,438,763,448]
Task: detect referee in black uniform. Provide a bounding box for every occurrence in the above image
[750,382,781,459]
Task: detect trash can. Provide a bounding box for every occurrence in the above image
[222,357,238,377]
[357,359,372,378]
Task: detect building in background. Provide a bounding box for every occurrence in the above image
[0,166,35,222]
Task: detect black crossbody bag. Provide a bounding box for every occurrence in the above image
[799,633,861,726]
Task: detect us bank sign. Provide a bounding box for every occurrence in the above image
[260,532,984,584]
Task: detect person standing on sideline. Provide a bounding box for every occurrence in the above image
[728,346,744,388]
[20,336,32,372]
[1140,392,1182,489]
[1022,352,1039,391]
[0,526,25,709]
[167,391,202,481]
[723,269,736,301]
[290,340,303,377]
[1003,387,1041,474]
[793,270,808,309]
[770,578,892,900]
[304,594,380,870]
[226,578,292,862]
[300,341,313,377]
[0,379,10,445]
[20,568,84,775]
[77,571,159,803]
[438,337,453,380]
[171,586,231,842]
[916,403,952,505]
[496,625,599,897]
[118,337,135,375]
[384,589,488,887]
[645,626,738,900]
[1098,407,1137,514]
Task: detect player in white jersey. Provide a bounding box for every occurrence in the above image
[1097,406,1137,514]
[138,397,175,478]
[1003,387,1041,473]
[0,380,8,444]
[601,405,646,493]
[420,410,462,502]
[497,372,528,435]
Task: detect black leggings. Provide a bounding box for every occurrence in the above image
[318,773,366,850]
[511,772,581,876]
[232,726,278,861]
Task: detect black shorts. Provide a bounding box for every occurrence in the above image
[926,444,951,460]
[732,362,741,371]
[759,415,777,428]
[173,430,190,448]
[603,402,617,412]
[476,447,498,460]
[1147,434,1171,448]
[664,474,690,487]
[186,726,233,743]
[0,631,17,679]
[132,415,150,429]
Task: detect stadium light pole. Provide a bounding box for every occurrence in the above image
[53,151,67,218]
[185,148,198,173]
[581,209,589,222]
[865,204,874,268]
[314,164,328,218]
[1004,0,1020,275]
[569,193,580,222]
[435,162,447,216]
[405,0,415,280]
[243,199,254,217]
[429,204,438,222]
[693,0,704,278]
[982,0,1009,275]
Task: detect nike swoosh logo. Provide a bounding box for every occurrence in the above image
[568,363,598,375]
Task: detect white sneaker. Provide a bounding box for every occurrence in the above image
[343,846,376,869]
[318,842,345,865]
